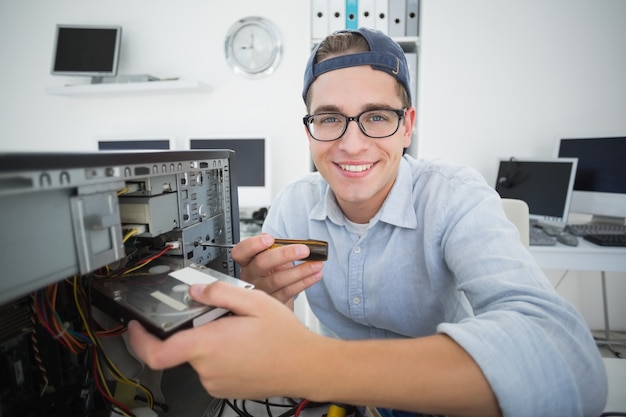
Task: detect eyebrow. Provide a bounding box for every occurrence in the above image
[312,102,399,114]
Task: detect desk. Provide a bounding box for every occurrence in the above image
[604,357,626,413]
[530,240,626,346]
[529,238,626,272]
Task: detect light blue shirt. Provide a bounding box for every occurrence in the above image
[262,155,607,417]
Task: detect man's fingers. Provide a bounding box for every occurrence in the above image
[128,320,202,369]
[231,234,275,267]
[189,281,267,317]
[128,282,268,371]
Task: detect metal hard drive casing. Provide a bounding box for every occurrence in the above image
[91,263,253,339]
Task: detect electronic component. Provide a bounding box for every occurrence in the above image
[0,150,241,413]
[91,263,253,339]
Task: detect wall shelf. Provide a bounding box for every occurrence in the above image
[45,79,211,97]
[311,36,419,52]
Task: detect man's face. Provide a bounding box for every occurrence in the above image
[306,65,415,223]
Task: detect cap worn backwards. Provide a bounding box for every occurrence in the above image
[302,27,412,104]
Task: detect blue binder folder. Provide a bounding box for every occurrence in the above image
[346,0,359,29]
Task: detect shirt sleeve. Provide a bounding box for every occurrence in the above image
[434,169,607,416]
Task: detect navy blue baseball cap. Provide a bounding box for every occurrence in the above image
[302,27,412,104]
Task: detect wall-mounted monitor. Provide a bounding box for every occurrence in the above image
[557,135,626,224]
[495,157,578,225]
[51,24,122,82]
[189,137,271,210]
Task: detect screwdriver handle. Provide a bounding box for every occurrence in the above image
[271,239,328,261]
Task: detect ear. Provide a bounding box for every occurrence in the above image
[402,106,416,148]
[304,125,314,144]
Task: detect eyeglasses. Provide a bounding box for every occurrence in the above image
[303,108,406,142]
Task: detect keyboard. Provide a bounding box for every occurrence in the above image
[583,234,626,247]
[566,223,626,236]
[530,226,557,246]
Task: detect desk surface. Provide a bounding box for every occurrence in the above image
[529,238,626,272]
[604,357,626,413]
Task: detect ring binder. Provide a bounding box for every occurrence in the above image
[329,0,345,32]
[312,0,330,39]
[374,0,389,35]
[388,0,406,37]
[346,0,359,30]
[406,0,420,37]
[358,0,376,29]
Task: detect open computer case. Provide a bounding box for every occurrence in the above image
[0,150,240,416]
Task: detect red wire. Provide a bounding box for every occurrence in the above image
[294,400,310,417]
[92,346,134,416]
[121,245,173,274]
[34,292,73,350]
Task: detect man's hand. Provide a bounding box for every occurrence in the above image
[127,281,322,400]
[232,234,324,303]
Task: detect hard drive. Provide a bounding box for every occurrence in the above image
[91,263,253,339]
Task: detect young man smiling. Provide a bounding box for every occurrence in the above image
[129,28,607,417]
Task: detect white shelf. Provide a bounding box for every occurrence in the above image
[311,36,419,52]
[45,79,211,97]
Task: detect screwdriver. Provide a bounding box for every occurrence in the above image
[197,238,328,261]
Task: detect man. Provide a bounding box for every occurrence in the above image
[129,28,607,416]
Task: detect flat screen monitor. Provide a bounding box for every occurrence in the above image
[557,135,626,224]
[189,137,271,210]
[495,158,578,224]
[51,24,122,81]
[98,139,171,151]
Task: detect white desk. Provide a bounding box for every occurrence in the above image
[530,239,626,346]
[604,357,626,413]
[529,238,626,272]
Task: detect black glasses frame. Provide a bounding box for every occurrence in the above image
[302,108,406,142]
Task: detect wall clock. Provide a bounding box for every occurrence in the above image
[224,16,283,78]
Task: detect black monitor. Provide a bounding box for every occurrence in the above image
[98,139,171,151]
[51,24,122,82]
[495,158,578,224]
[189,137,270,209]
[557,135,626,224]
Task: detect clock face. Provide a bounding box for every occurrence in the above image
[225,17,282,77]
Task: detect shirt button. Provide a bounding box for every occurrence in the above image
[354,246,361,253]
[352,297,360,304]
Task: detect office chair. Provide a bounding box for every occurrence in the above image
[501,198,530,248]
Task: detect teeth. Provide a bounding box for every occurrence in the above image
[340,163,373,172]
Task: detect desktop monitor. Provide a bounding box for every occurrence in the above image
[189,137,271,210]
[495,157,578,224]
[557,135,626,224]
[51,24,122,81]
[98,138,172,151]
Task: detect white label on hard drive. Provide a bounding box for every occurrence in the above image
[150,290,188,311]
[169,267,219,286]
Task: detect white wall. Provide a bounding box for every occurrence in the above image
[0,0,313,200]
[418,0,626,184]
[417,0,626,331]
[1,0,624,330]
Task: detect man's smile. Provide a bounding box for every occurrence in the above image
[338,163,374,172]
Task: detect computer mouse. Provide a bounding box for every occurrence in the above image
[557,232,579,246]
